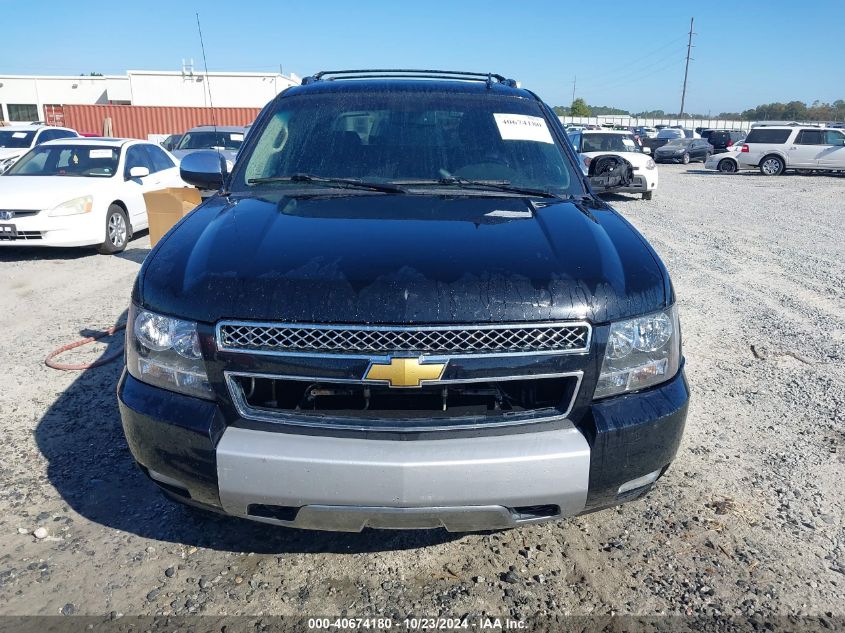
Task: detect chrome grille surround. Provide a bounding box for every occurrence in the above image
[216,321,591,358]
[224,370,584,432]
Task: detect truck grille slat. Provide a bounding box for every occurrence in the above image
[218,322,590,356]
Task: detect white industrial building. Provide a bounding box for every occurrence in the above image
[0,69,301,123]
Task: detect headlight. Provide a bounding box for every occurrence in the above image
[645,158,656,170]
[594,305,681,399]
[126,304,213,399]
[48,195,93,217]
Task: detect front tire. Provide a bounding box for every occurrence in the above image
[97,204,130,254]
[682,153,690,164]
[759,155,785,176]
[642,191,654,200]
[703,152,711,163]
[718,159,737,173]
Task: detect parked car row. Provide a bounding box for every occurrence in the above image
[0,137,188,253]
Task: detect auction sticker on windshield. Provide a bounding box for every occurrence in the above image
[493,113,554,144]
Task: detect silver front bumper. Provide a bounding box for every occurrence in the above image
[216,423,591,531]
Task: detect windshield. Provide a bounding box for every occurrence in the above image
[234,91,582,196]
[176,131,244,150]
[664,139,692,147]
[5,145,120,177]
[0,130,36,149]
[581,133,641,153]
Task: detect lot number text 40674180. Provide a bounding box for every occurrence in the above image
[307,617,527,630]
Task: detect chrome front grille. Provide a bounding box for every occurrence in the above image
[217,322,591,356]
[0,209,39,219]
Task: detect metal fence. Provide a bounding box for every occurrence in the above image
[558,115,752,131]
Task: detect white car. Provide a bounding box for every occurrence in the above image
[0,138,189,254]
[703,144,747,174]
[737,126,845,175]
[0,125,79,174]
[568,129,659,200]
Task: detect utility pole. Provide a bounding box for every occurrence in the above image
[679,17,695,118]
[571,75,576,104]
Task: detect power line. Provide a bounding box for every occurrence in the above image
[679,17,696,117]
[580,57,686,96]
[575,35,687,86]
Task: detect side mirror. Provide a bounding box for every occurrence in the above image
[179,150,227,190]
[643,147,651,155]
[832,138,845,147]
[128,166,150,179]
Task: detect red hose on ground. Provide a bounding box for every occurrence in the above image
[44,323,126,371]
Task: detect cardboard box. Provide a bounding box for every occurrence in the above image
[144,187,202,247]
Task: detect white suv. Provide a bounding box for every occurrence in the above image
[738,126,845,175]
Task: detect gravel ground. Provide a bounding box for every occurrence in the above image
[0,165,842,627]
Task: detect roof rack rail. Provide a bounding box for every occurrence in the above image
[301,69,518,88]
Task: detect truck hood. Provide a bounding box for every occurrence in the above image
[139,193,668,325]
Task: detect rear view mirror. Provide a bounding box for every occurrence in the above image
[180,150,227,190]
[128,166,150,179]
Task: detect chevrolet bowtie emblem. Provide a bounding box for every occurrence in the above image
[364,357,447,388]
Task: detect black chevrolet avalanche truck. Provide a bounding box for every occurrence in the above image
[119,70,689,532]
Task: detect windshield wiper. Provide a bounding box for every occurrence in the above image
[395,171,563,199]
[247,173,407,194]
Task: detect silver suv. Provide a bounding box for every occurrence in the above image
[738,126,845,175]
[170,125,246,164]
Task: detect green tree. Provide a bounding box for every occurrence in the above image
[570,98,590,117]
[633,109,666,118]
[590,105,630,115]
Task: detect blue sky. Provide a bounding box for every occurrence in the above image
[2,0,843,113]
